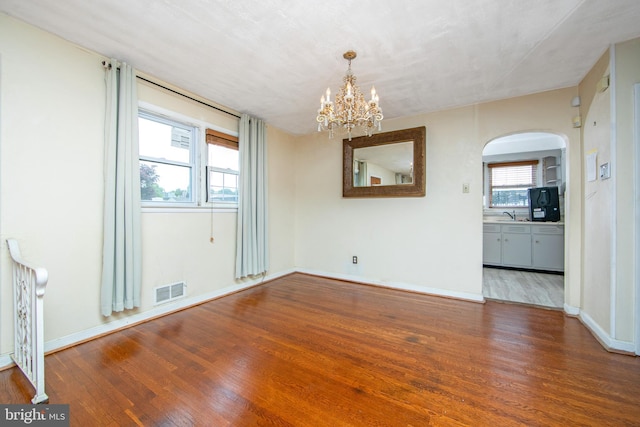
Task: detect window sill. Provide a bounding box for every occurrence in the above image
[142,205,238,214]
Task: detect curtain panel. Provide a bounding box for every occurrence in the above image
[235,114,269,279]
[101,60,142,316]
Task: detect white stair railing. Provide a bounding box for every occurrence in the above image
[6,239,49,404]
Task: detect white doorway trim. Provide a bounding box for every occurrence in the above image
[634,82,640,355]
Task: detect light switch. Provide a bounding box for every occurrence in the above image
[600,163,610,180]
[462,183,470,193]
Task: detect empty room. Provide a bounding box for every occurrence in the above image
[1,1,640,425]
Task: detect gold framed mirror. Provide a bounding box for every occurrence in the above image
[343,126,426,197]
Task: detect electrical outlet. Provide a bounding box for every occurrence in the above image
[352,256,358,264]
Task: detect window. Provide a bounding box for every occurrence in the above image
[206,129,239,205]
[488,160,537,207]
[139,112,196,205]
[138,110,239,208]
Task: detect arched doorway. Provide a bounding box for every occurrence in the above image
[482,132,566,308]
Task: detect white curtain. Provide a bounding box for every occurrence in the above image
[235,114,269,279]
[101,59,142,316]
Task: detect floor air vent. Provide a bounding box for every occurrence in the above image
[154,281,186,305]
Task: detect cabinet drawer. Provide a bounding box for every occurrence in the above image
[532,225,564,235]
[483,224,501,233]
[501,224,530,234]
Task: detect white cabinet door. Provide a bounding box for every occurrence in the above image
[483,231,502,265]
[502,225,532,268]
[532,226,564,271]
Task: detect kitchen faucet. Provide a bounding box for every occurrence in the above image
[503,210,516,220]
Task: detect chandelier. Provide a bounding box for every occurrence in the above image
[316,50,383,140]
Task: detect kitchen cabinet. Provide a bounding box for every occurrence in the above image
[532,225,564,271]
[483,222,564,272]
[501,224,532,268]
[482,224,501,265]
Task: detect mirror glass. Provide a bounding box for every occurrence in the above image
[343,126,426,198]
[353,141,414,187]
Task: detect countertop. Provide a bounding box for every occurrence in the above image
[483,219,564,226]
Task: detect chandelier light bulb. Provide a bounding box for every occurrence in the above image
[315,50,383,140]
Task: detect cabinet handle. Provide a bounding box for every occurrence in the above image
[535,240,540,243]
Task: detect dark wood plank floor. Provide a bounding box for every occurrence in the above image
[1,273,639,426]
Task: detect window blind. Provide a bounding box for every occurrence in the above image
[488,160,538,207]
[206,128,238,150]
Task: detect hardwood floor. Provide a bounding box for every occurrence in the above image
[483,267,564,309]
[1,273,639,426]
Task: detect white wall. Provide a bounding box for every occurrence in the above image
[612,38,640,343]
[294,90,581,304]
[0,14,106,352]
[0,13,296,357]
[582,79,612,332]
[295,119,484,300]
[578,38,640,350]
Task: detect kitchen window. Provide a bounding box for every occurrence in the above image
[488,160,538,207]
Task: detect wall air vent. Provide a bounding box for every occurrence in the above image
[154,281,187,305]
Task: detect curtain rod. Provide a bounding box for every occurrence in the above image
[102,61,241,119]
[136,76,241,119]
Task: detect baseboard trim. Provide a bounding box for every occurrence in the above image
[296,268,485,303]
[579,310,635,354]
[0,268,296,370]
[563,303,580,316]
[0,355,13,370]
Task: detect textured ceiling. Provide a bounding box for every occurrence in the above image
[2,0,640,135]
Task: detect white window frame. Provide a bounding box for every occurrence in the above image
[139,110,198,207]
[138,103,240,212]
[205,128,240,209]
[206,165,240,205]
